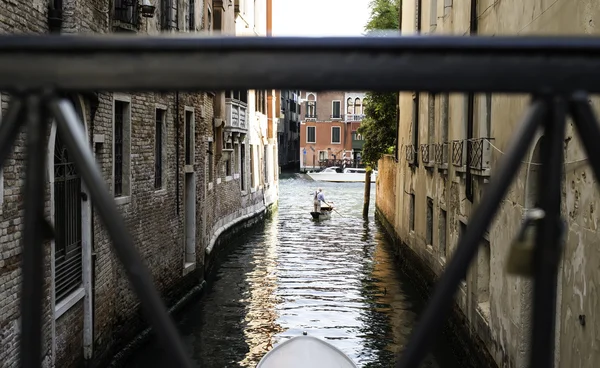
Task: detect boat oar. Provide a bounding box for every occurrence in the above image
[324,201,345,218]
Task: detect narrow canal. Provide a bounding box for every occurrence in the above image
[122,174,462,368]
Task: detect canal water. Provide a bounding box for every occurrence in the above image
[123,174,461,368]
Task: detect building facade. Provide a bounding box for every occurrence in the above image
[299,91,366,170]
[277,90,301,170]
[376,1,600,368]
[0,0,277,367]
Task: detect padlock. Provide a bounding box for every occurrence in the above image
[506,209,544,277]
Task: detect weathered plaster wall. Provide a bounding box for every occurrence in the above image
[379,1,600,368]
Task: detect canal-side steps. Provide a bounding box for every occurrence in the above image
[257,333,357,368]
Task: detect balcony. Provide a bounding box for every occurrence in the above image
[434,142,449,171]
[452,140,466,172]
[112,0,138,32]
[345,114,365,122]
[421,143,434,167]
[467,138,493,176]
[225,98,247,132]
[305,113,317,120]
[405,144,416,165]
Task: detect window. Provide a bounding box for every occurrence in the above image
[429,0,437,30]
[459,221,467,287]
[409,193,415,231]
[426,197,433,245]
[207,5,212,31]
[154,108,166,189]
[114,0,138,25]
[412,93,419,167]
[332,100,341,119]
[250,145,256,188]
[439,208,447,258]
[354,98,362,115]
[478,238,491,308]
[208,140,214,184]
[161,0,178,31]
[185,110,194,165]
[213,8,222,31]
[306,126,316,143]
[113,98,131,197]
[240,143,246,190]
[264,146,268,185]
[428,93,435,144]
[331,126,341,144]
[318,150,327,161]
[188,0,195,30]
[346,98,354,115]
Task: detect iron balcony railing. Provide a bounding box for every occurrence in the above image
[467,137,494,171]
[420,143,432,165]
[451,139,465,167]
[405,144,415,164]
[3,34,600,368]
[434,142,449,167]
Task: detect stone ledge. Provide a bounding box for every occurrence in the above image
[106,280,207,368]
[205,201,266,256]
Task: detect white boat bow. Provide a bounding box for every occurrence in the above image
[257,335,357,368]
[307,166,377,183]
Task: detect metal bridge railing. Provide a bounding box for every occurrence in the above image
[3,34,600,368]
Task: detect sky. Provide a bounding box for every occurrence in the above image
[272,0,372,37]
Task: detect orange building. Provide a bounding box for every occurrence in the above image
[299,91,366,170]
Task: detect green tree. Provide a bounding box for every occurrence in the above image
[359,0,400,169]
[364,0,401,33]
[359,0,400,217]
[358,92,398,166]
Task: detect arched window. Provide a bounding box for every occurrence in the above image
[354,98,362,115]
[346,98,354,115]
[306,93,316,118]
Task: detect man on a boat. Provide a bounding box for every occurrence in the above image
[313,188,323,212]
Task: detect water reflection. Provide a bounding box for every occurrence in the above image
[122,174,459,368]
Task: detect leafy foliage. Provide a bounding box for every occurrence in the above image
[357,92,398,166]
[359,0,400,168]
[364,0,401,33]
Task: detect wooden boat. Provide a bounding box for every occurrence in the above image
[310,206,333,221]
[257,335,357,368]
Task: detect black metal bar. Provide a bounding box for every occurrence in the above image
[19,94,49,368]
[396,99,546,368]
[529,97,565,368]
[1,36,600,92]
[0,97,24,170]
[569,93,600,186]
[49,99,194,368]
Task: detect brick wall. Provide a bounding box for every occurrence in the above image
[0,1,276,367]
[376,155,397,226]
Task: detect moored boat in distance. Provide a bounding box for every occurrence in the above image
[310,206,333,221]
[307,166,377,183]
[257,334,357,368]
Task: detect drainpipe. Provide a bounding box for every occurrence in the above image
[466,0,478,202]
[176,92,181,215]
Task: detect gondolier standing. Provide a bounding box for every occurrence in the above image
[313,188,323,212]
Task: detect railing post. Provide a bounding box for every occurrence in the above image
[528,97,566,368]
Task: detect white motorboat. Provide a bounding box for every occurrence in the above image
[307,167,377,183]
[257,335,357,368]
[310,206,333,221]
